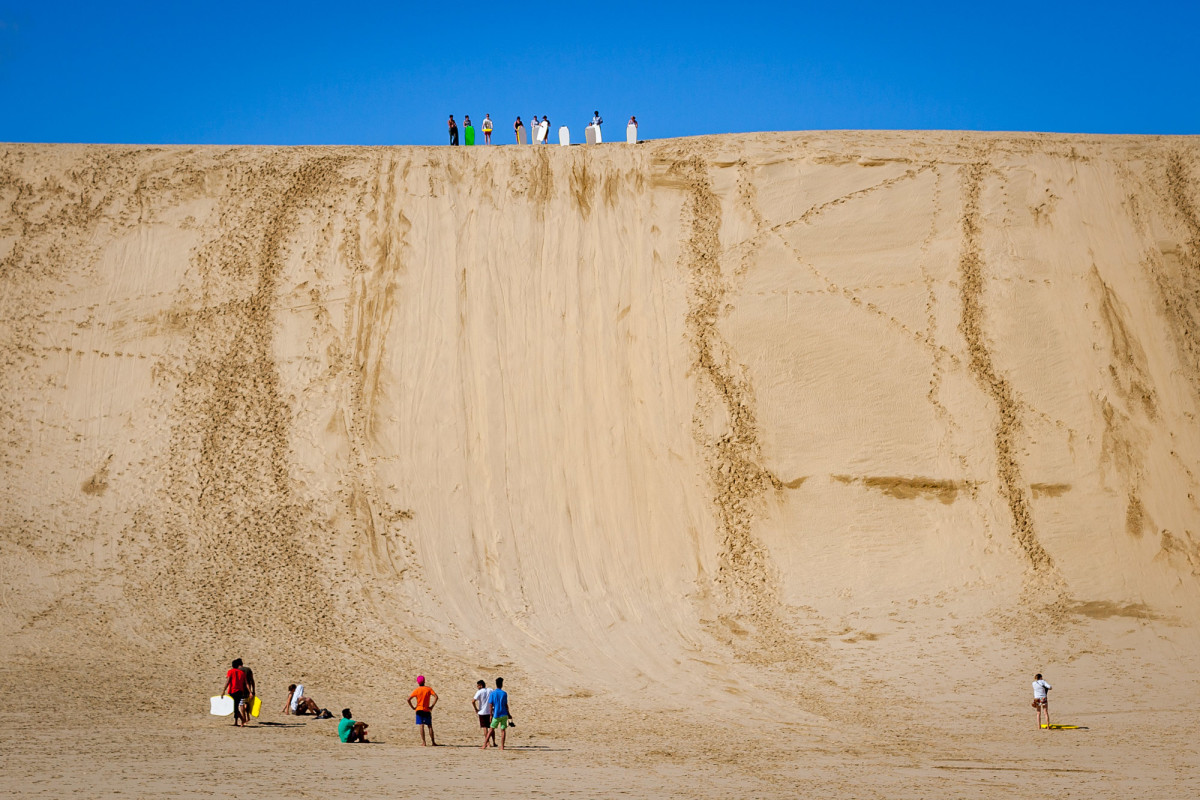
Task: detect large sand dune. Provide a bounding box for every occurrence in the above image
[2,132,1199,797]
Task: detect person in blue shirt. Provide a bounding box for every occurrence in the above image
[482,676,514,749]
[338,708,369,742]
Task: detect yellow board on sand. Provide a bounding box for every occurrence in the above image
[1042,724,1086,729]
[250,695,262,717]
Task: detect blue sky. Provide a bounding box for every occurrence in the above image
[1,1,1197,145]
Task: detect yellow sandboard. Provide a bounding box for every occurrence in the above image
[1042,724,1086,729]
[250,695,262,717]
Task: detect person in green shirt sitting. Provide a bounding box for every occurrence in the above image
[338,708,369,743]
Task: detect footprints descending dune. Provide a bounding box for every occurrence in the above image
[665,154,795,662]
[957,159,1060,587]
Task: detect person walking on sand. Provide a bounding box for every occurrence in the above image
[483,676,513,750]
[1032,673,1052,728]
[482,114,493,145]
[222,658,250,727]
[408,675,439,746]
[448,115,459,146]
[338,708,370,742]
[473,679,496,748]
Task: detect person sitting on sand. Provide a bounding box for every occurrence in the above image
[338,708,369,742]
[1032,673,1052,728]
[283,683,321,715]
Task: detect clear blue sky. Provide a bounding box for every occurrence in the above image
[1,1,1197,145]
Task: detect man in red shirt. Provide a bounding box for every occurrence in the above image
[407,675,439,746]
[222,658,249,727]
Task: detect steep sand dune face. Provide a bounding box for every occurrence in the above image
[2,134,1200,763]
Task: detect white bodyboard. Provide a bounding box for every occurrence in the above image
[210,695,235,716]
[585,125,597,145]
[538,121,549,142]
[558,126,570,146]
[626,124,638,143]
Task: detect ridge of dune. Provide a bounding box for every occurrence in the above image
[2,130,1200,797]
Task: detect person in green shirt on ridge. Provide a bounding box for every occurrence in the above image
[338,708,369,743]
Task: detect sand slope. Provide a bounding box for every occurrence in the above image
[2,132,1199,797]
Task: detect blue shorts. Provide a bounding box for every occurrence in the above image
[415,710,432,726]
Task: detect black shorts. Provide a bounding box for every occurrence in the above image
[479,713,491,728]
[231,689,249,709]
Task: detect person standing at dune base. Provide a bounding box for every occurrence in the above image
[473,679,496,748]
[483,676,513,750]
[409,675,439,746]
[1032,673,1052,728]
[222,658,249,727]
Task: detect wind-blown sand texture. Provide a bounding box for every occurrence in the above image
[2,131,1199,798]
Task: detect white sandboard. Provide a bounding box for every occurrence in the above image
[585,125,597,145]
[558,126,570,146]
[516,126,527,145]
[626,124,638,143]
[538,121,549,143]
[594,125,602,144]
[210,695,235,716]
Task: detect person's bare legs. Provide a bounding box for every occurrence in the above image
[482,726,492,749]
[419,724,427,746]
[428,723,438,746]
[498,726,506,750]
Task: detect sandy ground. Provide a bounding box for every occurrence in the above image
[2,131,1199,797]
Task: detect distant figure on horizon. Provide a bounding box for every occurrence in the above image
[482,114,493,145]
[473,679,496,748]
[628,115,637,129]
[339,708,370,742]
[222,658,250,727]
[592,110,603,128]
[283,683,321,715]
[1032,673,1052,728]
[408,675,439,746]
[483,676,513,750]
[531,115,539,142]
[514,116,525,143]
[541,115,550,144]
[448,115,459,146]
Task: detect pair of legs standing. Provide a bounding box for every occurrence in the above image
[482,716,508,749]
[1035,698,1050,727]
[415,710,438,746]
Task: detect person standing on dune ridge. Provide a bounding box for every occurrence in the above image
[448,115,459,146]
[1032,673,1052,728]
[482,114,493,144]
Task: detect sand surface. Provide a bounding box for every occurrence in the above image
[2,131,1199,797]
